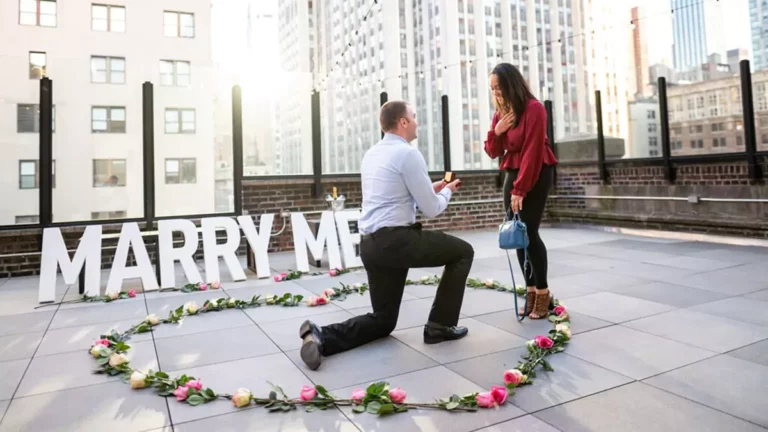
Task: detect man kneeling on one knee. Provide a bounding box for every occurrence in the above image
[298,100,475,370]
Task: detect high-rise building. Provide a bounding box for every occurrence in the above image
[630,7,651,99]
[296,0,628,173]
[583,0,630,142]
[0,0,216,225]
[671,0,728,73]
[727,47,749,74]
[667,69,768,155]
[628,99,660,157]
[749,0,767,70]
[276,0,314,175]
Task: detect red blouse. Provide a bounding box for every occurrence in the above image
[484,98,558,197]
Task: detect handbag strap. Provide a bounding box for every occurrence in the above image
[506,250,526,322]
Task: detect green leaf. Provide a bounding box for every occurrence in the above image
[353,404,366,413]
[366,382,387,396]
[315,385,332,399]
[395,406,410,413]
[366,401,382,414]
[378,403,395,415]
[542,359,554,372]
[280,404,293,412]
[306,405,315,413]
[204,388,216,399]
[269,391,277,400]
[97,357,110,366]
[155,371,169,379]
[187,395,205,406]
[446,401,460,410]
[267,404,282,412]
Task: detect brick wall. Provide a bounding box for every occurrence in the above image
[0,172,504,278]
[546,156,768,238]
[2,156,766,278]
[243,172,505,253]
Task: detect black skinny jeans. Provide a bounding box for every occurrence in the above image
[503,165,553,290]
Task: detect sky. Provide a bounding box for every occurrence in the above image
[627,0,752,65]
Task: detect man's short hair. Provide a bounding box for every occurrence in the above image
[379,100,410,132]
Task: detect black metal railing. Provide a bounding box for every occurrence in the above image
[2,60,766,232]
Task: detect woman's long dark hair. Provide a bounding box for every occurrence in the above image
[491,63,535,128]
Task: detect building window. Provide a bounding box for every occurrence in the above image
[93,159,126,187]
[91,106,126,133]
[17,104,55,133]
[159,60,191,86]
[15,215,39,224]
[646,110,656,119]
[19,0,56,27]
[165,158,196,184]
[649,137,658,147]
[164,108,196,134]
[92,4,126,32]
[720,137,727,147]
[648,123,657,133]
[29,51,46,79]
[736,136,743,146]
[712,138,720,148]
[19,160,55,189]
[91,211,126,220]
[164,11,194,38]
[91,56,125,84]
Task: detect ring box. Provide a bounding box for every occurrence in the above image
[444,171,455,182]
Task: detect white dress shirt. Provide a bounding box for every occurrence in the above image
[358,133,453,234]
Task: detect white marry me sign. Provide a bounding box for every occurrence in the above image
[38,211,364,303]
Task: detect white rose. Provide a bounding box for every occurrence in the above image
[145,314,161,326]
[108,353,128,367]
[526,340,536,350]
[130,371,148,389]
[232,388,252,408]
[91,345,106,358]
[353,283,362,289]
[264,294,276,305]
[484,279,495,287]
[108,292,120,300]
[227,298,236,307]
[420,276,430,283]
[556,324,572,339]
[184,302,200,314]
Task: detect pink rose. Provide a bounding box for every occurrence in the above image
[490,386,507,405]
[127,290,136,298]
[199,283,208,291]
[476,392,494,408]
[316,296,328,306]
[503,369,524,386]
[280,272,288,278]
[534,336,555,349]
[351,389,366,403]
[323,288,336,297]
[274,275,282,282]
[173,386,189,401]
[389,387,406,404]
[553,305,567,316]
[329,269,338,276]
[300,385,317,401]
[211,281,221,290]
[95,339,111,347]
[185,379,202,391]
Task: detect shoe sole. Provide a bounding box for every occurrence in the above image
[299,320,312,339]
[300,339,322,370]
[423,332,469,345]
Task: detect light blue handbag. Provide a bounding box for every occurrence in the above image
[498,211,531,321]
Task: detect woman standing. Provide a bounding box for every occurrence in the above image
[484,63,558,319]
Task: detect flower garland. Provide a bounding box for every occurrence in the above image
[88,280,572,416]
[274,267,353,282]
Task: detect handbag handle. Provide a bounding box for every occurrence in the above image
[505,209,522,222]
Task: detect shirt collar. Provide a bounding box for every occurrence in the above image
[383,132,409,145]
